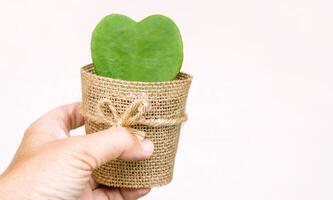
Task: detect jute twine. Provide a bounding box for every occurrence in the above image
[83,98,188,139]
[81,64,192,188]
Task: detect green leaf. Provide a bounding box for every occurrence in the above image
[91,14,183,82]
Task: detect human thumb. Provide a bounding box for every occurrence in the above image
[62,127,154,170]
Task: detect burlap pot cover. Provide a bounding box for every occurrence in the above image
[80,64,192,188]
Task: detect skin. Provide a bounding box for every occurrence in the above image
[0,102,154,200]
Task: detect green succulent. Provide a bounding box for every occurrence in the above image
[91,14,183,82]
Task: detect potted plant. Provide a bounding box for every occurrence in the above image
[81,14,192,188]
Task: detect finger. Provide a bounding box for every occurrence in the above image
[18,102,84,158]
[78,184,94,200]
[93,187,150,200]
[52,101,84,133]
[66,127,154,169]
[92,187,121,200]
[37,102,84,134]
[25,102,84,140]
[89,177,99,190]
[120,188,151,200]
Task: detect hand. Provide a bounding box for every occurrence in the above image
[0,102,154,200]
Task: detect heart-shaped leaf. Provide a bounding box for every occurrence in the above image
[91,14,183,82]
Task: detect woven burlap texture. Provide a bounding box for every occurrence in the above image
[81,64,192,188]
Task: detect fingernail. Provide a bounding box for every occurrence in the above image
[136,188,151,196]
[140,139,154,154]
[134,133,145,141]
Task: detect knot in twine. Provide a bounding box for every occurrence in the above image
[84,98,187,138]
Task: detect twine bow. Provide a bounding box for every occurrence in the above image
[83,98,187,138]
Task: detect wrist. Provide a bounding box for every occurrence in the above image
[0,173,28,200]
[0,175,11,200]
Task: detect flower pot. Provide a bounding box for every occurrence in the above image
[80,64,192,188]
